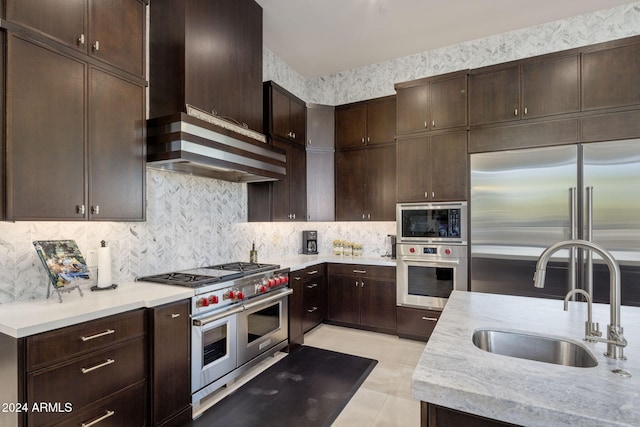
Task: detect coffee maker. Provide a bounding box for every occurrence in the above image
[302,230,318,255]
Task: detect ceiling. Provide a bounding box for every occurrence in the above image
[255,0,637,79]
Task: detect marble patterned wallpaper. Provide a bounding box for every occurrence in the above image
[1,2,639,303]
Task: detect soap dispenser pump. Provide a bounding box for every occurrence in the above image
[250,242,258,263]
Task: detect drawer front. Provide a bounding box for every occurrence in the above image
[304,264,325,281]
[27,309,145,370]
[44,381,146,427]
[397,307,441,340]
[28,337,146,425]
[328,263,395,280]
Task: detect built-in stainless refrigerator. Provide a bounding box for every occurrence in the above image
[470,139,640,306]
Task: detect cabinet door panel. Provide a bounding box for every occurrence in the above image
[366,98,396,145]
[289,142,307,220]
[360,279,396,330]
[271,139,292,221]
[396,136,430,202]
[89,68,145,220]
[396,84,429,134]
[328,275,360,324]
[430,132,468,201]
[335,150,367,220]
[152,300,190,425]
[367,145,396,221]
[521,55,580,118]
[6,0,85,50]
[271,87,292,140]
[335,105,367,148]
[469,65,519,125]
[582,42,640,110]
[431,76,468,130]
[290,97,307,145]
[6,36,86,220]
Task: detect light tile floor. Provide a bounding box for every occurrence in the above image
[304,324,426,427]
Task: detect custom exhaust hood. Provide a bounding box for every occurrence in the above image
[147,106,286,183]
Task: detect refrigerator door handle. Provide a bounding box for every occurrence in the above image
[568,187,578,296]
[585,186,594,296]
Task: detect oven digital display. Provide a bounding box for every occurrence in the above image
[423,247,438,254]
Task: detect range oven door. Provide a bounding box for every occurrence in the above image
[191,306,242,394]
[397,256,467,310]
[237,288,292,367]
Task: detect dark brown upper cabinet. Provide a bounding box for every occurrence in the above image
[395,70,468,134]
[470,53,580,126]
[582,39,640,111]
[266,81,307,146]
[149,0,263,132]
[335,96,396,149]
[5,0,146,78]
[396,132,468,203]
[5,34,146,221]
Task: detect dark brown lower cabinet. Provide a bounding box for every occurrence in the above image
[422,402,520,427]
[327,264,396,334]
[149,300,191,427]
[288,269,306,350]
[397,307,441,341]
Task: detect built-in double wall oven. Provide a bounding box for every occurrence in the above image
[396,202,468,310]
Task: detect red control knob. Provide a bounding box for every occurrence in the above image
[259,285,267,293]
[410,247,416,253]
[208,295,219,304]
[237,292,245,300]
[445,248,451,255]
[283,276,289,283]
[268,278,276,287]
[228,290,236,299]
[200,297,209,307]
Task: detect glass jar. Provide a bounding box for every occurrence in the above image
[343,241,353,256]
[333,240,343,256]
[353,244,363,256]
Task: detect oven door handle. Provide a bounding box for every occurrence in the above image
[193,305,244,327]
[243,288,293,311]
[400,258,460,265]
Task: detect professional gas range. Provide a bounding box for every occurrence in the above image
[138,261,292,414]
[138,261,290,315]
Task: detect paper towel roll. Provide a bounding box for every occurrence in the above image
[97,246,112,288]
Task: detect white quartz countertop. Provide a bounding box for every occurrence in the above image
[265,254,396,271]
[413,291,640,427]
[0,254,393,339]
[0,282,194,338]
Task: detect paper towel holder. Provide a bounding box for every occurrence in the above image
[91,240,118,292]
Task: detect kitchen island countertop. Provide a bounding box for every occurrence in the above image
[413,291,640,426]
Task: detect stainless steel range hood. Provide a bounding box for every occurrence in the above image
[147,109,286,183]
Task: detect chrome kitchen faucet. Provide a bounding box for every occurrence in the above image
[534,239,627,360]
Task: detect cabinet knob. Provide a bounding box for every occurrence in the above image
[524,107,528,115]
[78,34,85,46]
[93,40,100,51]
[432,120,436,127]
[76,205,86,215]
[361,137,365,144]
[424,121,428,128]
[514,108,518,116]
[92,205,100,215]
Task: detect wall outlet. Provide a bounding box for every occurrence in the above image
[85,250,98,268]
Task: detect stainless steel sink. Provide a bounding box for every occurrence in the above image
[472,329,598,368]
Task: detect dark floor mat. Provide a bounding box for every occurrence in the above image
[188,346,378,427]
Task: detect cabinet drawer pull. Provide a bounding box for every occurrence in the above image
[307,306,318,313]
[171,313,181,318]
[81,410,115,427]
[307,270,318,275]
[422,317,439,321]
[78,34,85,46]
[353,270,367,274]
[306,283,318,289]
[81,358,115,374]
[93,40,100,51]
[294,276,302,281]
[81,329,115,342]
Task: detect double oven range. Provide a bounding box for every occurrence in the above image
[396,202,468,310]
[138,262,291,412]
